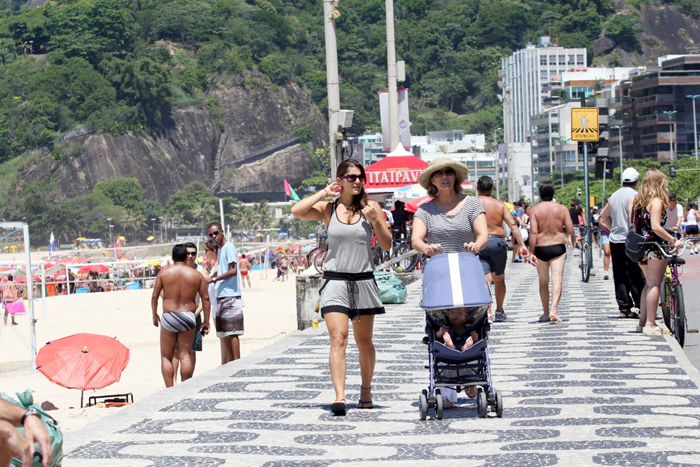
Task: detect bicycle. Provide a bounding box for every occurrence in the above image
[579,226,592,282]
[656,238,699,347]
[389,237,420,273]
[307,234,328,274]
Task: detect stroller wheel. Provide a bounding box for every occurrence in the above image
[477,389,488,418]
[435,393,444,420]
[495,390,503,418]
[419,393,428,420]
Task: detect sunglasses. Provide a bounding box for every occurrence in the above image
[339,174,366,183]
[432,168,456,177]
[186,251,197,256]
[208,230,221,238]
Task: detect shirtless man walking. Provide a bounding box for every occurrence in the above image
[239,254,252,288]
[529,182,574,323]
[151,244,210,387]
[476,176,529,322]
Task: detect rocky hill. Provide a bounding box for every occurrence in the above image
[596,5,700,65]
[18,72,327,204]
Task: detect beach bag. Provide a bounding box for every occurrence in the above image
[625,231,647,263]
[519,226,529,242]
[1,390,63,467]
[5,301,25,315]
[373,271,407,304]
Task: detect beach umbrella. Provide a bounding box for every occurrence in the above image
[36,333,130,407]
[405,196,434,213]
[78,264,110,274]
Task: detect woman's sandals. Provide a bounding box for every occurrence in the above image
[358,386,373,409]
[330,399,346,416]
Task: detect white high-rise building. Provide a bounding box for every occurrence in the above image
[501,37,587,144]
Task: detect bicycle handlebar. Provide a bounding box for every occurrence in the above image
[645,237,700,258]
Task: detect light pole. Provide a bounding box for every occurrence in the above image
[506,75,519,202]
[663,110,678,161]
[150,218,156,239]
[158,216,163,243]
[687,94,700,160]
[493,127,501,199]
[611,125,625,183]
[106,218,112,245]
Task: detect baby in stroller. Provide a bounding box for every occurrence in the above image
[418,252,503,419]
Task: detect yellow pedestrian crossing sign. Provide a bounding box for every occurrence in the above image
[571,108,599,141]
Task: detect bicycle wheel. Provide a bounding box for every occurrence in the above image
[672,284,686,348]
[660,276,671,330]
[307,247,321,265]
[581,243,591,282]
[313,249,328,274]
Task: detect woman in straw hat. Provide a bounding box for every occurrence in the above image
[412,157,488,257]
[411,157,489,407]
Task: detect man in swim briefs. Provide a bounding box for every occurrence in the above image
[151,244,211,387]
[239,254,252,288]
[476,176,528,322]
[529,182,574,323]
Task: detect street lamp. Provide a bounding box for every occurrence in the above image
[493,127,501,199]
[159,216,163,243]
[687,94,700,160]
[106,218,112,245]
[150,218,156,239]
[663,110,678,161]
[610,124,625,183]
[506,75,519,201]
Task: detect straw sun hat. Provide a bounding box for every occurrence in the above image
[418,157,469,189]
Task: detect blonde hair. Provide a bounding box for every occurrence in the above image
[634,169,669,212]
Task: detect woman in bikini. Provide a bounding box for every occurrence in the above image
[291,159,391,416]
[629,169,683,335]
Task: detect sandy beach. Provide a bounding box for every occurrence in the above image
[0,270,299,433]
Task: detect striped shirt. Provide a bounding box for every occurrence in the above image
[415,197,485,253]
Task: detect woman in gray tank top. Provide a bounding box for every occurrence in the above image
[291,160,392,416]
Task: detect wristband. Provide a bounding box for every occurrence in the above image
[21,408,40,425]
[323,188,329,197]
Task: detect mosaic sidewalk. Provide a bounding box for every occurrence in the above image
[65,255,700,466]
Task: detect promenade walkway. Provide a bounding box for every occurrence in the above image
[65,255,700,466]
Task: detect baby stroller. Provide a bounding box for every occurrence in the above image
[418,252,503,419]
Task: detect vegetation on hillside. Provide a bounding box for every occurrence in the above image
[3,0,695,164]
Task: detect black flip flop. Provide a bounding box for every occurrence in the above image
[330,400,346,416]
[357,400,373,409]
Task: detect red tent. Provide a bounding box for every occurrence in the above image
[364,156,428,193]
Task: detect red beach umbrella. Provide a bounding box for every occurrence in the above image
[405,196,434,214]
[78,264,109,274]
[36,333,130,406]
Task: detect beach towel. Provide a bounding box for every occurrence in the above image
[5,301,25,315]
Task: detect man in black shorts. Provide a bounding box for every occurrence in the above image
[476,176,528,322]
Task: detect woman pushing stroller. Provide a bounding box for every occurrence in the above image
[291,160,392,416]
[412,157,489,407]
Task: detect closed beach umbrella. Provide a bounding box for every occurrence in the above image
[36,333,130,406]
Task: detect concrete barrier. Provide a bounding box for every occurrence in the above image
[296,271,422,330]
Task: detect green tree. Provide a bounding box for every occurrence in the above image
[121,209,147,240]
[94,177,144,210]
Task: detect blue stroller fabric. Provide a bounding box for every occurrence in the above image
[420,252,491,311]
